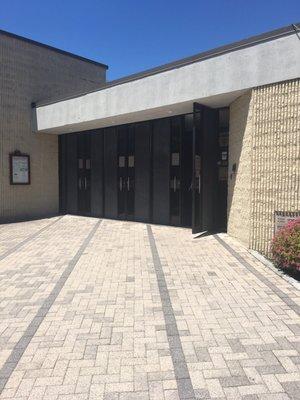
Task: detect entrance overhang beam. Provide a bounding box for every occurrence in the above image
[34,29,300,135]
[34,90,246,135]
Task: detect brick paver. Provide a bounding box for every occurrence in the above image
[0,216,299,399]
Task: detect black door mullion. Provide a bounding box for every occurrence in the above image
[117,126,127,219]
[192,103,203,234]
[77,134,84,215]
[181,115,193,227]
[104,128,118,219]
[170,116,181,226]
[152,119,170,225]
[179,116,184,226]
[91,131,104,217]
[134,122,151,223]
[126,126,135,220]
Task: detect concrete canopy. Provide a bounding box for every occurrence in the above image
[34,25,300,134]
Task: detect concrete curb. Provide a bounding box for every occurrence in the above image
[249,249,300,291]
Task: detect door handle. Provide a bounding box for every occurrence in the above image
[198,176,201,194]
[78,177,82,190]
[84,177,87,190]
[174,177,176,192]
[127,177,130,191]
[119,177,123,191]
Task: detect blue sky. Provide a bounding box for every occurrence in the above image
[0,0,299,80]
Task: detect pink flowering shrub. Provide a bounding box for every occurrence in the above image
[271,218,300,272]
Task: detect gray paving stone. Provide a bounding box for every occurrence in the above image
[281,381,300,400]
[0,217,299,400]
[256,365,286,375]
[103,393,119,400]
[194,388,211,399]
[195,347,211,362]
[219,376,250,387]
[287,324,300,335]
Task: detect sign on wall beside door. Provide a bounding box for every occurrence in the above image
[274,211,300,233]
[9,151,30,185]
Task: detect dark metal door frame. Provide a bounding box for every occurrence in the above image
[192,102,219,234]
[169,116,183,226]
[192,103,203,234]
[77,134,91,216]
[59,109,221,231]
[117,126,135,220]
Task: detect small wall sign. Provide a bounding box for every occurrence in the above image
[9,151,30,185]
[274,211,300,233]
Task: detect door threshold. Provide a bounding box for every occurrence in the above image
[193,230,208,239]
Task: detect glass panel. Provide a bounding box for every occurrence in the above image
[185,114,193,132]
[171,152,180,166]
[219,136,228,147]
[128,155,134,168]
[78,159,83,169]
[86,159,91,169]
[219,166,228,181]
[219,108,229,129]
[119,156,125,168]
[195,155,201,178]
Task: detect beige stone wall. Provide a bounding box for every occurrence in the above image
[227,92,253,246]
[228,79,300,255]
[0,33,106,222]
[250,80,300,254]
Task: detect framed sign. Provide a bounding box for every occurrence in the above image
[9,151,30,185]
[274,211,300,233]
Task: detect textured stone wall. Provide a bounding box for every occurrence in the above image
[0,33,106,222]
[227,92,253,246]
[228,79,300,255]
[250,79,300,254]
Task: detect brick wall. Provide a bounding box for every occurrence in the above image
[0,33,106,222]
[228,79,300,255]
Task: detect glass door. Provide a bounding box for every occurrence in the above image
[77,134,91,215]
[126,127,135,220]
[117,126,135,220]
[181,115,193,227]
[192,103,203,234]
[170,117,182,226]
[117,127,127,219]
[192,103,219,234]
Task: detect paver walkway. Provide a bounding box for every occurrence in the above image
[0,215,299,400]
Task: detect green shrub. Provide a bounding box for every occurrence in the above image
[271,217,300,272]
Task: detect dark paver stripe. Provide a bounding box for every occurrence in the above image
[147,225,196,400]
[214,235,300,316]
[0,216,64,262]
[0,219,102,394]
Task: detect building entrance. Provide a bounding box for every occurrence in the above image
[59,107,229,232]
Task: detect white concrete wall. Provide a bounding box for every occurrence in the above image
[36,33,300,134]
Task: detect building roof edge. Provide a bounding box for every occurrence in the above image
[0,28,108,69]
[34,22,300,107]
